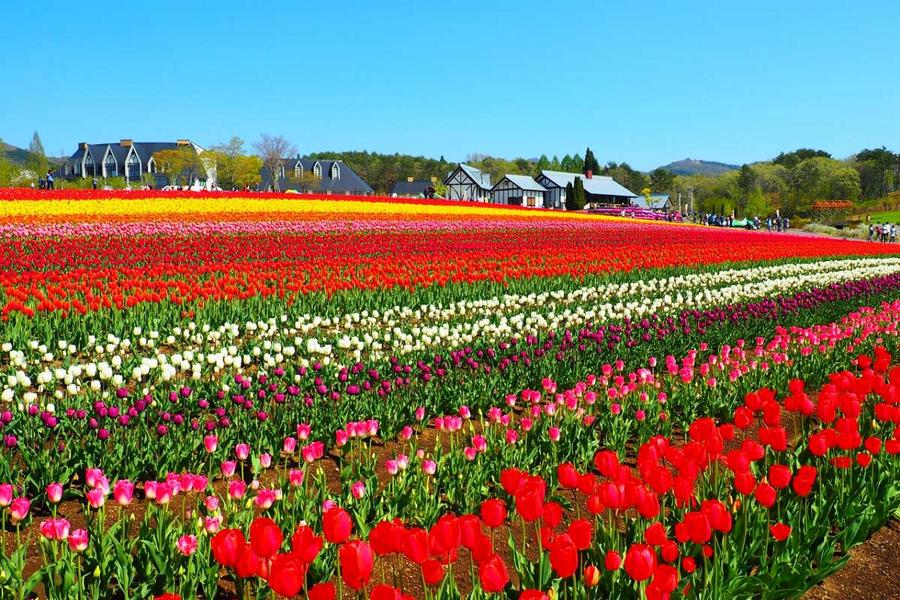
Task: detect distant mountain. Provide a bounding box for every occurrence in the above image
[0,141,35,166]
[659,158,739,176]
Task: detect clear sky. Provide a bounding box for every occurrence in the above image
[2,0,898,170]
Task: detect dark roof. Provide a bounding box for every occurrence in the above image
[390,180,435,196]
[260,159,374,193]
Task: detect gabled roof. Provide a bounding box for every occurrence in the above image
[494,174,547,193]
[539,170,637,198]
[391,180,435,196]
[260,159,374,193]
[633,194,671,209]
[455,164,492,190]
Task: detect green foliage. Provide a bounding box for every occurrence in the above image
[307,151,452,194]
[603,162,648,195]
[649,167,676,194]
[773,148,831,168]
[25,131,49,180]
[0,153,18,187]
[564,182,575,210]
[582,147,601,175]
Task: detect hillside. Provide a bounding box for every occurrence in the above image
[0,141,35,166]
[660,158,739,176]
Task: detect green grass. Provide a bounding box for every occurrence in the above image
[868,211,900,223]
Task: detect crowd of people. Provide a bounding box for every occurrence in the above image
[868,222,897,242]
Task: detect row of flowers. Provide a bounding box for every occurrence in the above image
[5,256,897,407]
[3,335,898,598]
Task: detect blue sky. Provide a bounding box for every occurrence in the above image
[2,0,897,170]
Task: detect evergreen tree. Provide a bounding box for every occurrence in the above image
[27,130,49,179]
[583,147,601,174]
[573,176,586,210]
[551,155,561,170]
[564,181,576,210]
[560,154,574,172]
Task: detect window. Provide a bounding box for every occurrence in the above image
[330,163,340,180]
[84,154,94,176]
[277,165,285,179]
[127,152,141,181]
[104,153,117,177]
[294,163,303,178]
[313,162,322,178]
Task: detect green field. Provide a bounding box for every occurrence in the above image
[868,211,900,223]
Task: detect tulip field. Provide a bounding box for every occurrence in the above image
[3,190,900,600]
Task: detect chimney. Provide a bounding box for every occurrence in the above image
[407,176,414,183]
[120,139,133,147]
[79,142,88,150]
[586,170,593,179]
[176,139,190,146]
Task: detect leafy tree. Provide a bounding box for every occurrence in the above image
[152,147,202,187]
[233,155,263,190]
[26,131,48,180]
[0,153,18,187]
[649,167,675,194]
[773,148,831,169]
[854,147,898,199]
[536,155,551,174]
[253,134,297,192]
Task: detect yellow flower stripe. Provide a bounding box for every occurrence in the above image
[0,196,692,225]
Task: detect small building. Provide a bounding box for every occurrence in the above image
[536,170,637,209]
[490,175,547,207]
[259,158,373,194]
[390,178,437,198]
[62,139,214,189]
[632,194,671,210]
[444,164,492,201]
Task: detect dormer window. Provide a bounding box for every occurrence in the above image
[294,163,303,178]
[84,153,94,176]
[104,152,117,177]
[127,152,141,180]
[330,163,340,180]
[313,162,322,178]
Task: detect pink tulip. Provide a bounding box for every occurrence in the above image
[548,426,561,442]
[289,469,304,487]
[283,437,297,453]
[221,461,237,478]
[68,529,89,552]
[39,517,70,541]
[228,480,247,500]
[10,497,30,522]
[204,516,222,534]
[296,423,311,440]
[351,481,366,499]
[86,488,106,509]
[255,489,277,509]
[205,495,220,511]
[463,447,477,461]
[335,430,349,447]
[85,468,103,489]
[46,483,63,504]
[400,426,413,440]
[113,480,134,506]
[397,454,409,470]
[0,484,12,507]
[203,435,218,453]
[422,460,437,475]
[385,459,399,475]
[144,481,158,500]
[259,453,272,469]
[177,534,198,556]
[415,407,425,421]
[235,443,250,461]
[156,483,173,505]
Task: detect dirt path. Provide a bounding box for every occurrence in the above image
[803,520,900,600]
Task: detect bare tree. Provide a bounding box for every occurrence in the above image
[253,134,297,192]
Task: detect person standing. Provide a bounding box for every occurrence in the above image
[92,177,98,190]
[46,170,54,190]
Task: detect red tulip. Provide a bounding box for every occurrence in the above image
[767,464,792,490]
[370,585,402,600]
[682,512,712,544]
[291,525,323,563]
[308,582,336,600]
[792,465,817,497]
[422,559,445,586]
[478,553,509,593]
[567,519,593,550]
[268,553,307,597]
[542,502,563,529]
[211,529,246,568]
[480,499,507,529]
[644,522,668,546]
[249,517,283,559]
[557,463,580,489]
[339,540,374,591]
[403,528,428,564]
[154,595,181,600]
[681,556,697,573]
[520,591,550,600]
[323,507,353,544]
[428,514,460,564]
[369,520,400,556]
[235,545,261,579]
[624,544,657,581]
[500,468,526,495]
[770,523,791,541]
[604,550,622,571]
[754,482,777,508]
[460,514,483,548]
[514,479,545,522]
[583,564,601,587]
[549,533,578,578]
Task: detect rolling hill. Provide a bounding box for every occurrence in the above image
[659,158,739,176]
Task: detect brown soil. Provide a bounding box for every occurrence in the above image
[803,520,900,600]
